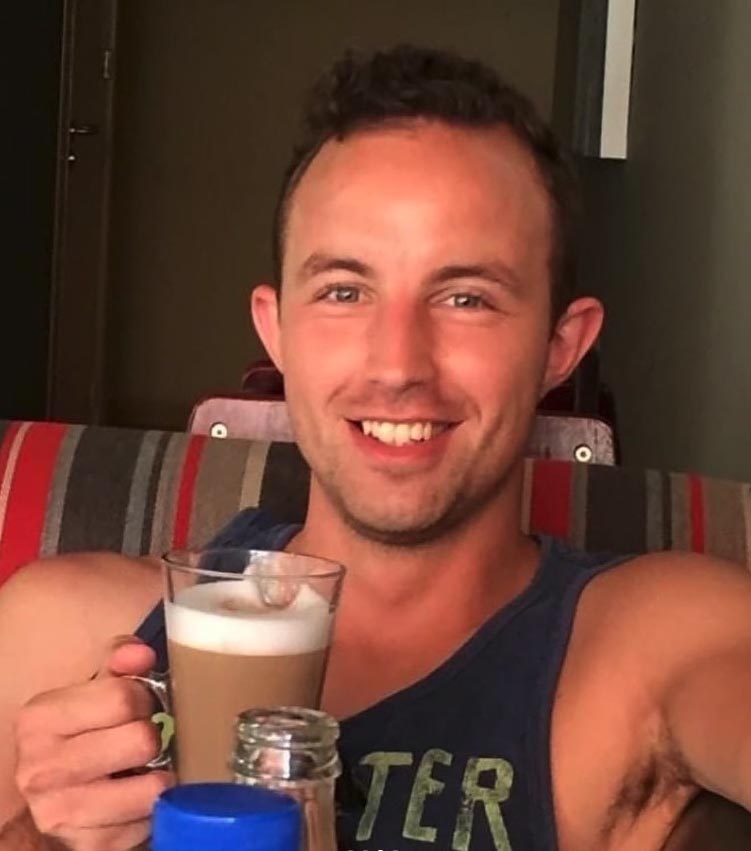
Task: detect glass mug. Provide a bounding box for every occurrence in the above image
[131,548,345,782]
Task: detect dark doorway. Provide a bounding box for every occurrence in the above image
[1,2,64,420]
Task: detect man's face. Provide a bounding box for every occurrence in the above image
[255,122,591,544]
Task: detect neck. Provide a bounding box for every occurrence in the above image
[289,461,539,640]
[291,461,541,718]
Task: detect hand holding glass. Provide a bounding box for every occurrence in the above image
[135,548,344,782]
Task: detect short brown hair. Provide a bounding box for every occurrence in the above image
[273,45,580,319]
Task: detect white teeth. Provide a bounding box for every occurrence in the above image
[409,423,424,441]
[359,420,445,446]
[378,422,395,443]
[394,424,411,446]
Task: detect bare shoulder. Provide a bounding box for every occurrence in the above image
[4,550,163,598]
[0,552,162,673]
[586,549,751,612]
[575,550,751,661]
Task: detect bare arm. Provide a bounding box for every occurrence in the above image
[657,556,751,808]
[0,553,164,848]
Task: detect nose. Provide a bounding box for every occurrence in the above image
[362,299,437,392]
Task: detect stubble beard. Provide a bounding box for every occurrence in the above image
[289,396,530,549]
[313,454,517,549]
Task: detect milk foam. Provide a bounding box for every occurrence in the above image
[166,580,332,655]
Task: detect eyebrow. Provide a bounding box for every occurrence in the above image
[431,263,523,296]
[299,253,375,281]
[298,253,523,296]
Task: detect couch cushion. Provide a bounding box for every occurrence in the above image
[0,420,749,585]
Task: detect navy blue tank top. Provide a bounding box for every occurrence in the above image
[136,508,627,851]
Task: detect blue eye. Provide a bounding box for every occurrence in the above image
[321,285,360,303]
[449,293,486,309]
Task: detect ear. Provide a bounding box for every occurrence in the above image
[250,284,284,372]
[541,297,605,397]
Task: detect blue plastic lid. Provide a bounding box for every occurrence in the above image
[152,783,301,851]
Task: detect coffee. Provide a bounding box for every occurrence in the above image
[165,580,332,782]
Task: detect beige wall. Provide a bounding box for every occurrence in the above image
[579,0,751,480]
[106,0,561,430]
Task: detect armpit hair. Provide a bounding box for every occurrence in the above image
[601,729,694,839]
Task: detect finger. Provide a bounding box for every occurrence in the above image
[20,719,163,789]
[97,635,156,679]
[53,818,152,851]
[31,770,173,834]
[17,676,156,744]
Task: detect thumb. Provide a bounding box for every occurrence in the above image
[97,634,157,678]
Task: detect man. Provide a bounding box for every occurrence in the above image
[2,45,751,851]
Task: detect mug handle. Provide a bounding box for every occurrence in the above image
[124,671,173,770]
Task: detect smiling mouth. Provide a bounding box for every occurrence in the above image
[351,419,453,447]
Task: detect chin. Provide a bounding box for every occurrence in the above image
[336,497,471,548]
[313,452,518,547]
[344,516,453,548]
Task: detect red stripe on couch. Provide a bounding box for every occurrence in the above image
[0,422,67,582]
[688,474,705,553]
[172,435,208,549]
[530,459,573,539]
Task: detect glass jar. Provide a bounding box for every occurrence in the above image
[231,707,340,851]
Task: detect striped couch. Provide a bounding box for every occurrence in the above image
[0,419,749,585]
[2,419,751,848]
